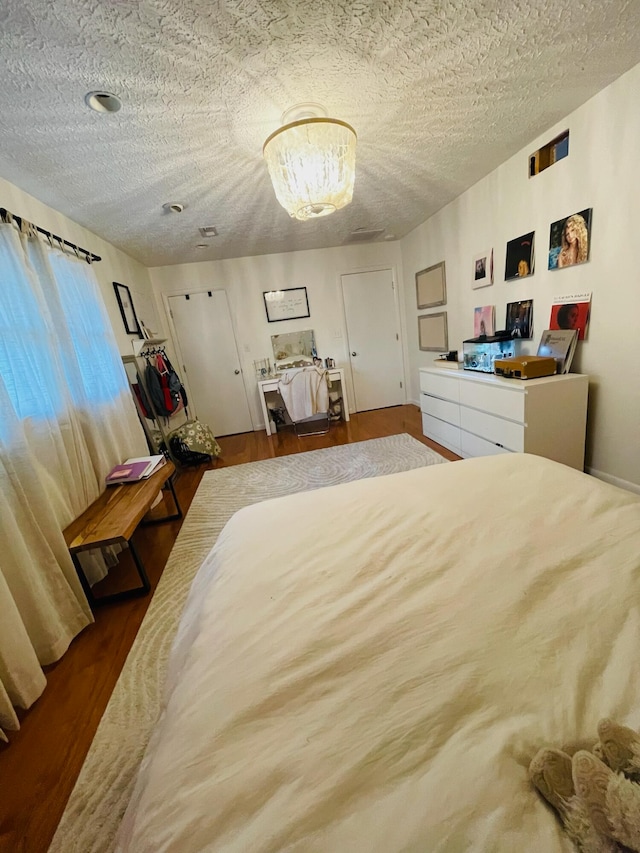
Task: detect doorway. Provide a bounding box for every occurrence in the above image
[341,268,405,412]
[167,290,253,436]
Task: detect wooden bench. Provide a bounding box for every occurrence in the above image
[63,459,182,607]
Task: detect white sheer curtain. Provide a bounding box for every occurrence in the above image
[0,222,148,741]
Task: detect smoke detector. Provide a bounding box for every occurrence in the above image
[198,225,218,238]
[162,202,185,213]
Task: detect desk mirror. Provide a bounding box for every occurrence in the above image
[271,329,315,365]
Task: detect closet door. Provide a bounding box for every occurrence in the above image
[341,269,405,411]
[168,291,253,436]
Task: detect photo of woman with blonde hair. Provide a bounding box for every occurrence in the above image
[548,208,592,269]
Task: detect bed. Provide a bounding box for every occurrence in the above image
[115,453,640,852]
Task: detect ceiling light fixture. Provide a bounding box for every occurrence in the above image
[162,202,185,213]
[84,91,122,113]
[263,103,357,222]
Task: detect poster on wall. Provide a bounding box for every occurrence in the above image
[505,231,535,281]
[472,249,494,289]
[548,292,591,340]
[473,305,495,337]
[548,208,593,270]
[505,299,533,338]
[263,287,310,322]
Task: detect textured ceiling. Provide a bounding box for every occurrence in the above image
[1,0,639,267]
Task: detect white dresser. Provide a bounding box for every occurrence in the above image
[419,367,589,470]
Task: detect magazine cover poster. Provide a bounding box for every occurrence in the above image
[549,292,591,340]
[505,231,535,280]
[505,299,533,338]
[473,305,495,337]
[548,208,592,270]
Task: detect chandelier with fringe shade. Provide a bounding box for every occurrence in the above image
[263,104,357,221]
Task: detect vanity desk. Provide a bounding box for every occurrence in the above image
[258,368,350,435]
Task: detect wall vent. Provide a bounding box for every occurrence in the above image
[199,225,218,237]
[345,228,385,243]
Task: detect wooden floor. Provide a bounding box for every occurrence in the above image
[0,405,457,853]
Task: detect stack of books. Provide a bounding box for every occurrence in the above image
[105,455,166,485]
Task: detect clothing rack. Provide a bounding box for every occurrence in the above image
[140,346,167,357]
[0,206,101,263]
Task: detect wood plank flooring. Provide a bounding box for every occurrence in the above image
[0,405,457,853]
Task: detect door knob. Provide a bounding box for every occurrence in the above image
[234,369,240,375]
[351,352,357,357]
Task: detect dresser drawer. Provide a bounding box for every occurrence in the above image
[419,371,460,403]
[420,393,460,426]
[421,413,461,453]
[458,380,525,422]
[460,407,525,452]
[460,430,513,458]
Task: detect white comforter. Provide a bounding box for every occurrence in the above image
[116,454,640,852]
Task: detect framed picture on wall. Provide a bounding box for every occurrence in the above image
[113,282,141,335]
[472,249,494,288]
[473,305,495,337]
[548,208,593,270]
[418,312,448,351]
[505,299,534,339]
[263,287,310,322]
[505,231,535,281]
[416,261,446,308]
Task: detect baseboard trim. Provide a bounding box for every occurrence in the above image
[586,467,640,495]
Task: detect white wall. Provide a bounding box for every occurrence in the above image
[401,62,640,491]
[149,242,404,429]
[0,175,156,354]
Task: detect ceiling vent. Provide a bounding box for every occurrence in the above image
[199,226,218,238]
[346,228,385,243]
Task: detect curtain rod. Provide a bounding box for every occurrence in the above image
[0,207,102,263]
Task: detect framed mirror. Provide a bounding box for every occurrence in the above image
[416,261,446,309]
[271,329,316,366]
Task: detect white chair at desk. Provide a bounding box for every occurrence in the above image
[277,366,330,437]
[258,368,349,436]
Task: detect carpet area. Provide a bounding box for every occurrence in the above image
[49,434,446,852]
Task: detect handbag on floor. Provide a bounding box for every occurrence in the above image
[166,419,221,465]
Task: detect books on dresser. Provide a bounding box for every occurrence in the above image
[105,454,166,484]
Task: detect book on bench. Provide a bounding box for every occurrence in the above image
[105,454,166,485]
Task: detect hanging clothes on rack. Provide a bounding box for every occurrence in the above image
[142,347,189,422]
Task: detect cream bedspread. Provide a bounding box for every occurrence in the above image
[116,454,640,852]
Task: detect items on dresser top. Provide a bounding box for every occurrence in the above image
[493,355,558,380]
[462,333,519,373]
[419,367,588,470]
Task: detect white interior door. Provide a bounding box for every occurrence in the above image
[341,269,404,411]
[168,291,253,436]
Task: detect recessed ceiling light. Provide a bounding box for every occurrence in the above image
[195,244,208,249]
[84,91,122,113]
[162,202,185,213]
